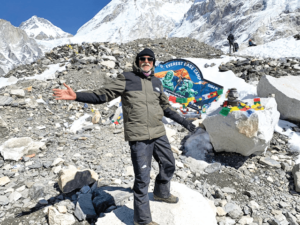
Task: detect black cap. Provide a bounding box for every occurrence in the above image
[135,48,156,66]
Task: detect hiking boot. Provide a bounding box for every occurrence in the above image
[134,221,159,225]
[153,194,179,204]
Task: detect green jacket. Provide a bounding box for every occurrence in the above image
[75,64,185,141]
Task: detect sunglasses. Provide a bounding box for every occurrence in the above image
[139,57,154,62]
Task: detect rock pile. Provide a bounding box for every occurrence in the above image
[219,57,300,83]
[0,38,300,225]
[3,37,223,80]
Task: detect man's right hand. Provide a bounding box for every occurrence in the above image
[53,83,77,100]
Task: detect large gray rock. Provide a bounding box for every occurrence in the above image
[258,75,300,122]
[93,186,132,215]
[292,164,300,192]
[203,98,280,156]
[0,137,45,161]
[58,165,98,193]
[74,193,97,221]
[184,128,213,160]
[96,182,217,225]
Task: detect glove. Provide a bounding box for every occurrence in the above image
[182,119,196,132]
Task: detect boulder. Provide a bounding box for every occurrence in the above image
[93,186,132,215]
[258,75,300,122]
[0,137,45,161]
[58,165,98,193]
[74,193,97,221]
[203,98,279,156]
[292,164,300,192]
[48,206,76,225]
[183,128,213,160]
[96,182,217,225]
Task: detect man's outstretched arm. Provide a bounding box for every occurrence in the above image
[53,83,77,100]
[52,74,126,104]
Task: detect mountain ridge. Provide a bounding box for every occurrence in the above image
[20,15,73,41]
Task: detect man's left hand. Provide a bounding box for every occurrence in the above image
[182,120,196,132]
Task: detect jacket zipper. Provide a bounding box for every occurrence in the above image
[143,78,151,140]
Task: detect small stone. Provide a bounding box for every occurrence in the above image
[125,166,134,177]
[0,176,10,186]
[51,158,64,166]
[0,196,9,205]
[80,185,91,194]
[176,160,184,168]
[248,200,260,211]
[9,191,22,202]
[205,163,221,173]
[259,157,281,168]
[57,205,67,214]
[38,199,48,205]
[48,206,76,225]
[216,207,226,216]
[29,183,45,200]
[238,216,254,225]
[221,187,236,194]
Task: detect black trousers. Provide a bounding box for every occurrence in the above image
[129,135,175,224]
[229,42,234,54]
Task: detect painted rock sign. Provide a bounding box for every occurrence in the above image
[155,59,223,113]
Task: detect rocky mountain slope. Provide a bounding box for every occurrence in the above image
[20,16,73,41]
[171,0,300,49]
[75,0,194,43]
[75,0,300,49]
[0,20,43,77]
[0,38,300,225]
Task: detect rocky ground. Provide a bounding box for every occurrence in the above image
[0,38,300,225]
[218,57,300,86]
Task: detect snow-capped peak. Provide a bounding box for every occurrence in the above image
[74,0,194,43]
[20,15,73,41]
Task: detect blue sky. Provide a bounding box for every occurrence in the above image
[1,0,111,35]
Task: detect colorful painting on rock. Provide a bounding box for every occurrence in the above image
[155,59,223,113]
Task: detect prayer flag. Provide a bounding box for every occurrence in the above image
[219,107,231,116]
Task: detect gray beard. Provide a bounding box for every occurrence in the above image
[141,66,152,73]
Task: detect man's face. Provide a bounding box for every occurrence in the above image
[139,55,154,72]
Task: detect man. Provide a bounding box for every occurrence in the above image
[233,42,239,52]
[53,48,195,225]
[227,33,234,54]
[248,39,257,47]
